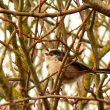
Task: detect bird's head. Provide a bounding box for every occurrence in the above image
[44,49,65,62]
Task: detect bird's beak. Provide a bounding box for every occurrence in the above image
[44,52,50,61]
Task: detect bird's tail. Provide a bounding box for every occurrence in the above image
[95,69,110,74]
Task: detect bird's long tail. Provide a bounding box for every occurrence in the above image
[95,69,110,74]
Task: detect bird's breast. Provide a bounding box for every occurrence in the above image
[46,60,62,75]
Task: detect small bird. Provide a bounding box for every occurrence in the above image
[44,49,110,83]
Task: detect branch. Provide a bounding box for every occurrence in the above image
[0,4,89,18]
[1,95,110,108]
[83,0,110,17]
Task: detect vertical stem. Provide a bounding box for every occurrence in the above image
[17,0,50,110]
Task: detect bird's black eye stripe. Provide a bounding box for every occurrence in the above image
[49,50,63,56]
[49,52,54,56]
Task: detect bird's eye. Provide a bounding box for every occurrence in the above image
[45,53,49,55]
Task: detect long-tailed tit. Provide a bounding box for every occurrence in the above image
[44,49,110,83]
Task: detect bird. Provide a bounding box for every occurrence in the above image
[44,49,110,83]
